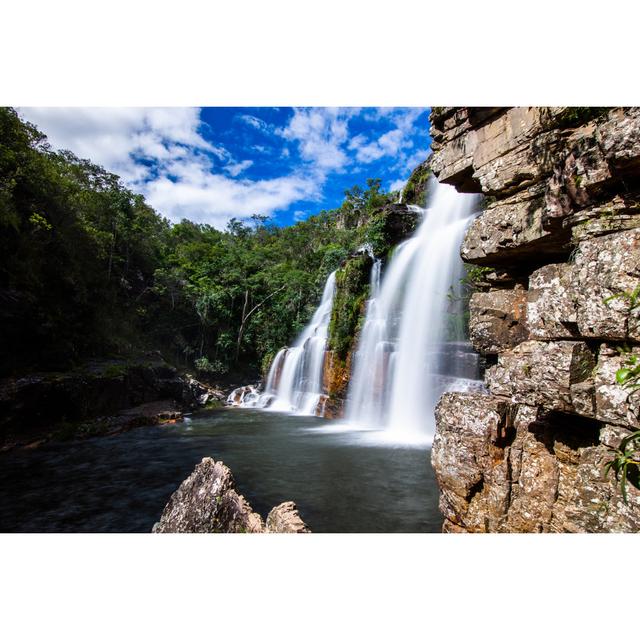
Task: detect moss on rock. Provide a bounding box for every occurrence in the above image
[328,254,372,360]
[401,158,431,206]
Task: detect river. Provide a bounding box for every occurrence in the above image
[0,408,442,533]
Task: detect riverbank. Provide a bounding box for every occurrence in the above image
[0,355,226,451]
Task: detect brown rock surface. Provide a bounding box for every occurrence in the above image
[485,340,596,415]
[153,457,311,534]
[266,501,311,533]
[469,290,528,354]
[431,106,640,533]
[432,393,640,532]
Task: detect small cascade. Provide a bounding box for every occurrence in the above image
[231,271,337,415]
[227,385,261,407]
[345,178,483,443]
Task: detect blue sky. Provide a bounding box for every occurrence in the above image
[18,107,431,228]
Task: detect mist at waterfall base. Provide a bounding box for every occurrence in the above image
[231,178,484,447]
[345,179,484,445]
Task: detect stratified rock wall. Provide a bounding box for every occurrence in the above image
[430,107,640,532]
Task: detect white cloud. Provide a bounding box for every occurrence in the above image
[293,210,307,221]
[224,159,253,177]
[347,134,367,150]
[17,107,323,228]
[16,107,430,229]
[18,107,218,183]
[278,107,359,171]
[354,108,425,165]
[389,178,407,193]
[236,114,272,134]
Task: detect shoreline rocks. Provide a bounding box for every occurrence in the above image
[0,356,223,451]
[153,457,311,534]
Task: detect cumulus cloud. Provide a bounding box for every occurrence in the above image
[18,107,218,183]
[389,178,407,193]
[278,107,359,171]
[353,108,424,165]
[16,107,430,229]
[224,159,253,177]
[17,107,322,228]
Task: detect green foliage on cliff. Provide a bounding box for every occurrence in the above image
[328,255,372,360]
[550,107,611,129]
[0,108,407,379]
[401,159,431,206]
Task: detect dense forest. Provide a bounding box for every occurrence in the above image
[0,107,399,380]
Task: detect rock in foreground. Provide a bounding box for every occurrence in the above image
[152,457,310,533]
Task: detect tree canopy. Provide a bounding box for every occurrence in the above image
[0,107,397,379]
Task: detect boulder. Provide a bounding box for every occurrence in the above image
[153,457,311,534]
[266,501,311,533]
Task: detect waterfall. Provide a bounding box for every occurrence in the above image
[345,178,483,443]
[231,271,337,415]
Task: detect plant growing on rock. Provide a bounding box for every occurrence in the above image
[603,288,640,503]
[604,429,640,504]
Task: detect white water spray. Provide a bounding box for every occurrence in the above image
[346,178,483,443]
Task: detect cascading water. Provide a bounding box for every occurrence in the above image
[346,178,483,443]
[231,270,337,415]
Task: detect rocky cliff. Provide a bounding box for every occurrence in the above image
[430,107,640,532]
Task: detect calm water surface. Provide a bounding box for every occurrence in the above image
[0,408,442,533]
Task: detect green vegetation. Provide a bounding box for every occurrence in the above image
[401,159,430,206]
[328,255,372,360]
[0,108,399,380]
[602,289,640,502]
[550,107,611,129]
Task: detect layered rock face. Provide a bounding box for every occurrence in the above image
[430,107,640,532]
[153,457,310,533]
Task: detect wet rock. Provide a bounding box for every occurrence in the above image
[0,358,217,449]
[153,457,311,534]
[485,340,596,415]
[469,290,528,354]
[266,501,311,533]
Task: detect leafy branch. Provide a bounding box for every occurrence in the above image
[602,287,640,503]
[604,429,640,504]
